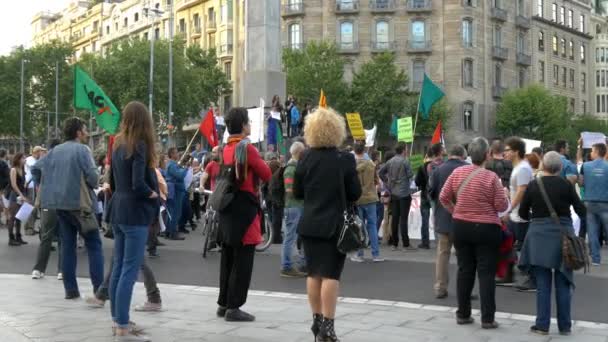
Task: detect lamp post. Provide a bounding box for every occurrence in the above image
[55,60,59,138]
[143,5,163,116]
[168,0,174,147]
[19,58,25,153]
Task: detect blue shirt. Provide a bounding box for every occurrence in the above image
[559,155,578,180]
[581,159,608,202]
[165,160,188,193]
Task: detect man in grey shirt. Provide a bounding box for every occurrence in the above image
[379,142,415,250]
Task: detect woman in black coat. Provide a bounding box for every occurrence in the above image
[294,107,361,342]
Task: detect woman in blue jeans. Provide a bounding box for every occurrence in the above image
[518,152,586,336]
[108,101,160,342]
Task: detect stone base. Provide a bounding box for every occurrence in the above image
[240,70,286,108]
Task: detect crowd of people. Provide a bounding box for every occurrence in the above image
[1,95,607,341]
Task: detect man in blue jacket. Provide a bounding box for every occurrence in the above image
[165,147,188,240]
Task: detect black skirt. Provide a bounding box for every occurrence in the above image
[302,236,346,281]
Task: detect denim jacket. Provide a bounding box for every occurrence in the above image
[31,140,99,211]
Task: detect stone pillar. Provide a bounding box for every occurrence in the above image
[240,0,286,108]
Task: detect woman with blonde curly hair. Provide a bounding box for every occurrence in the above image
[294,107,362,342]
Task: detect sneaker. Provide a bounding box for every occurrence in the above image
[482,321,500,329]
[350,256,365,263]
[85,296,106,308]
[530,325,549,335]
[391,246,398,251]
[495,277,515,287]
[280,268,307,278]
[225,308,255,322]
[32,270,44,279]
[57,273,63,280]
[403,246,418,251]
[134,302,162,312]
[417,243,430,250]
[592,262,601,266]
[456,317,474,325]
[559,330,572,336]
[372,257,386,263]
[113,332,150,342]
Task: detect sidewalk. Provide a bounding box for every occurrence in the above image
[0,274,606,342]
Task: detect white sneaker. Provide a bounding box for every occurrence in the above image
[372,257,386,263]
[57,273,63,280]
[350,256,365,263]
[32,270,44,279]
[592,262,601,266]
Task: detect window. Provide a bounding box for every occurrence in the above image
[569,68,574,89]
[411,20,426,47]
[220,0,233,23]
[179,18,186,33]
[597,95,600,113]
[602,70,605,87]
[562,66,567,87]
[552,3,557,21]
[340,21,354,49]
[193,13,200,30]
[570,98,575,113]
[553,64,559,85]
[208,8,216,23]
[568,10,573,28]
[580,14,585,32]
[115,22,118,31]
[412,60,425,90]
[552,35,558,55]
[376,20,389,48]
[154,28,160,39]
[539,61,545,82]
[209,32,216,49]
[123,17,128,27]
[603,95,606,113]
[462,19,473,48]
[569,40,574,60]
[538,31,544,51]
[560,6,565,24]
[519,68,526,88]
[224,62,232,80]
[493,26,502,47]
[106,25,110,35]
[143,32,148,40]
[597,48,600,63]
[582,100,587,114]
[597,71,601,87]
[92,42,96,52]
[517,32,525,54]
[560,38,566,57]
[581,72,586,93]
[603,48,606,63]
[581,44,586,63]
[463,102,474,131]
[494,63,502,87]
[337,0,356,10]
[518,0,525,16]
[537,0,543,17]
[134,13,139,22]
[463,59,473,88]
[93,20,99,32]
[288,23,301,49]
[464,0,474,7]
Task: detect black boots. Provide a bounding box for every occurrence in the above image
[311,314,323,338]
[316,318,339,342]
[15,234,27,245]
[8,233,19,246]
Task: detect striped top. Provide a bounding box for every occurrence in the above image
[439,164,509,226]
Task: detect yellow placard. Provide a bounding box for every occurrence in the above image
[397,117,413,142]
[346,113,366,140]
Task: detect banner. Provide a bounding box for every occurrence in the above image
[345,113,366,140]
[522,138,542,154]
[397,117,413,142]
[364,125,377,147]
[581,132,607,149]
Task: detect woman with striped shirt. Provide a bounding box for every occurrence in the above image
[439,137,509,330]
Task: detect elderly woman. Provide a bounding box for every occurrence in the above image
[439,137,509,329]
[518,151,585,336]
[294,107,361,342]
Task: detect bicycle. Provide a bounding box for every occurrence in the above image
[256,202,274,252]
[200,190,219,258]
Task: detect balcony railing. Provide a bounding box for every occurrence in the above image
[335,0,359,13]
[492,86,507,99]
[516,52,531,66]
[492,46,508,60]
[407,40,432,53]
[491,7,508,21]
[371,41,397,52]
[407,0,432,12]
[193,26,202,34]
[219,44,233,56]
[282,2,304,17]
[370,0,396,12]
[516,15,531,29]
[285,42,305,50]
[338,41,360,53]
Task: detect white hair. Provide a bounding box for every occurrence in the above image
[542,151,563,175]
[289,141,306,157]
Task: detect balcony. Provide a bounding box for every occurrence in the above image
[490,7,508,21]
[407,40,432,53]
[337,41,360,54]
[335,0,359,14]
[516,15,531,29]
[370,0,396,13]
[492,46,508,60]
[516,52,531,66]
[492,86,507,99]
[371,41,397,52]
[206,20,217,32]
[192,25,202,37]
[282,2,304,17]
[406,0,432,12]
[284,42,305,50]
[219,44,233,57]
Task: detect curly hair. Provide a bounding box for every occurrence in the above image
[303,107,346,148]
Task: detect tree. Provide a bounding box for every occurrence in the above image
[404,96,451,138]
[495,85,569,143]
[349,53,408,136]
[283,41,349,112]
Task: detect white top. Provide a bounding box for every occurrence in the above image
[509,159,534,222]
[24,156,37,189]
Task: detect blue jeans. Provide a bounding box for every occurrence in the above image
[109,224,149,328]
[178,191,191,229]
[166,191,185,235]
[376,201,384,232]
[585,201,608,264]
[281,207,305,270]
[57,210,104,297]
[532,266,572,332]
[420,202,431,245]
[357,202,380,258]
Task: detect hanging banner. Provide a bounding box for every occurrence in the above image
[346,113,366,140]
[397,117,413,142]
[364,125,377,147]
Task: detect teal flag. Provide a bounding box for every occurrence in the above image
[419,74,445,120]
[389,115,398,137]
[73,65,121,134]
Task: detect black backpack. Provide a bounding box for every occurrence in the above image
[268,166,286,207]
[207,163,237,212]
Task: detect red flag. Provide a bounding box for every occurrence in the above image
[431,120,442,145]
[106,135,115,165]
[199,108,218,147]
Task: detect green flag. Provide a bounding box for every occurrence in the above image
[73,65,121,134]
[389,115,398,137]
[419,74,445,120]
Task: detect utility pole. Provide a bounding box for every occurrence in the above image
[168,0,174,147]
[55,61,59,138]
[144,3,163,117]
[19,58,25,153]
[47,111,50,146]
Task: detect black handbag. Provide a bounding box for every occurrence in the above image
[336,160,366,255]
[207,163,236,212]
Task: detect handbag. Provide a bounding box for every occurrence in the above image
[336,158,366,255]
[207,162,236,212]
[536,177,590,272]
[76,175,100,235]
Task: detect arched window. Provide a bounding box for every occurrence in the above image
[375,20,389,49]
[288,23,301,49]
[411,19,426,48]
[462,19,473,48]
[340,21,354,49]
[494,63,502,87]
[463,102,474,131]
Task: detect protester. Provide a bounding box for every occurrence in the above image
[378,151,394,244]
[526,153,541,176]
[554,140,578,184]
[6,153,29,246]
[294,107,362,342]
[200,146,221,192]
[415,143,444,249]
[351,142,384,263]
[485,140,513,189]
[285,95,295,137]
[428,145,468,299]
[379,142,415,251]
[177,155,194,235]
[518,151,585,336]
[164,147,187,240]
[290,99,301,137]
[216,107,272,322]
[190,159,203,222]
[0,149,10,227]
[191,142,206,164]
[34,117,103,300]
[280,141,307,277]
[264,152,283,244]
[24,146,45,235]
[439,137,509,329]
[578,142,608,266]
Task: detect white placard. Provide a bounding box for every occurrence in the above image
[581,132,606,149]
[522,138,542,154]
[365,125,377,147]
[15,202,34,222]
[407,191,435,241]
[184,168,194,189]
[248,107,265,143]
[270,110,281,120]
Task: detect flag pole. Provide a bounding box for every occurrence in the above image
[179,130,199,165]
[410,92,422,157]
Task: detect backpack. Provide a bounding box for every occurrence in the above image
[207,162,237,212]
[268,166,286,207]
[486,158,512,188]
[0,160,9,194]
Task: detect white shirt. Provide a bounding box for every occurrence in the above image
[509,159,534,222]
[24,156,37,189]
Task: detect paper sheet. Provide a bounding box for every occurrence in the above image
[15,202,34,222]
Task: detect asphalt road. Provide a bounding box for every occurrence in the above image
[1,229,607,323]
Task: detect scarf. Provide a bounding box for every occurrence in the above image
[227,135,250,181]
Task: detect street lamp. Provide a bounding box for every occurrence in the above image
[19,58,26,153]
[143,5,163,116]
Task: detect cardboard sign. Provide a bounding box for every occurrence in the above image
[248,107,265,143]
[522,138,542,154]
[346,113,366,140]
[365,125,377,147]
[397,117,413,142]
[581,132,606,149]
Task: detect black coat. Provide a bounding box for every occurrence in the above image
[294,148,361,239]
[108,143,160,226]
[428,158,468,234]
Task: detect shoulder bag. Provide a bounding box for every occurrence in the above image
[336,157,366,255]
[76,175,100,235]
[450,167,484,207]
[207,160,237,212]
[536,177,590,272]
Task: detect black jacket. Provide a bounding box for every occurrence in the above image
[108,143,160,226]
[428,158,468,234]
[294,148,361,239]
